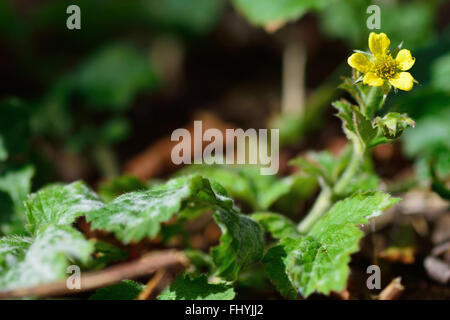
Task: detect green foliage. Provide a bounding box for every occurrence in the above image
[76,44,158,111]
[88,240,128,270]
[232,0,331,28]
[0,137,7,162]
[319,0,436,50]
[25,181,103,235]
[88,175,264,280]
[0,165,34,235]
[374,112,415,140]
[332,99,378,154]
[144,0,226,35]
[264,192,400,298]
[98,174,148,202]
[211,205,264,281]
[403,108,450,178]
[158,274,235,300]
[87,175,223,243]
[0,181,102,289]
[252,212,299,240]
[179,164,315,211]
[290,151,344,187]
[90,280,145,300]
[431,53,450,92]
[0,224,93,290]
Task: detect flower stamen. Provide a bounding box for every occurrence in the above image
[373,56,398,80]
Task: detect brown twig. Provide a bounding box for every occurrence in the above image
[0,250,189,299]
[378,277,404,300]
[136,269,167,300]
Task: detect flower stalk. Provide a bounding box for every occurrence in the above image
[297,32,416,233]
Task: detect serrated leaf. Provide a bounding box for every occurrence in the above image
[333,99,377,153]
[158,274,235,300]
[265,192,400,297]
[87,175,226,243]
[179,164,305,210]
[87,175,264,281]
[211,206,264,281]
[263,238,298,299]
[90,280,144,300]
[25,181,104,235]
[251,212,299,240]
[374,112,415,140]
[0,225,94,290]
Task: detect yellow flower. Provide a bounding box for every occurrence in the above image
[347,32,415,91]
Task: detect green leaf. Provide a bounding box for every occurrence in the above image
[87,175,223,243]
[263,238,298,299]
[87,174,265,282]
[0,225,94,290]
[76,44,158,110]
[333,99,377,153]
[89,175,264,280]
[98,174,147,203]
[431,53,450,92]
[0,136,7,161]
[265,192,400,297]
[251,212,299,240]
[374,112,415,140]
[231,0,331,28]
[319,1,435,50]
[211,206,264,281]
[184,249,215,275]
[87,240,128,270]
[90,280,145,300]
[290,151,339,187]
[0,165,34,235]
[158,274,235,300]
[179,164,308,210]
[25,181,104,235]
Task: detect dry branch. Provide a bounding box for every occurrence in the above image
[0,250,188,299]
[378,277,404,300]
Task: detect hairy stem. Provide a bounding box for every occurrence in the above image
[333,149,363,195]
[298,147,364,233]
[297,187,332,233]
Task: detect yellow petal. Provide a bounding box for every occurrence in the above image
[369,32,390,58]
[347,53,372,73]
[389,72,414,91]
[395,49,415,71]
[363,72,384,87]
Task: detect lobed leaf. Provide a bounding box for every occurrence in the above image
[0,225,93,290]
[25,181,103,235]
[264,192,400,297]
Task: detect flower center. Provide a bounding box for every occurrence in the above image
[374,56,398,79]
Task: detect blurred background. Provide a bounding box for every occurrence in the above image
[0,0,450,299]
[1,0,449,188]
